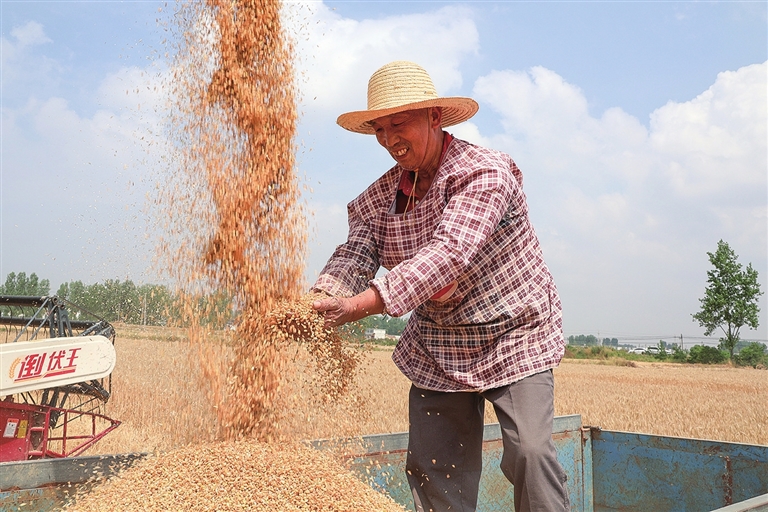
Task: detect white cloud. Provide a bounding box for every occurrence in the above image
[287,2,479,114]
[1,21,58,81]
[473,60,766,227]
[96,65,165,117]
[474,67,651,191]
[475,67,590,140]
[470,61,767,335]
[1,57,167,287]
[450,121,488,147]
[650,62,767,198]
[11,21,52,47]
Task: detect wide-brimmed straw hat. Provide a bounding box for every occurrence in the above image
[337,61,479,135]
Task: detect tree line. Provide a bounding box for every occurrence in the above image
[1,239,761,347]
[1,272,195,327]
[1,271,414,338]
[56,279,178,325]
[1,272,410,336]
[650,339,766,367]
[567,334,619,347]
[566,342,767,368]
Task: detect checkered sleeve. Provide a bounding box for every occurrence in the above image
[311,203,380,298]
[371,164,517,317]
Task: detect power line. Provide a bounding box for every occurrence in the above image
[564,332,768,346]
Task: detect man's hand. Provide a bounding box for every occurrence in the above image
[312,287,385,329]
[311,296,355,328]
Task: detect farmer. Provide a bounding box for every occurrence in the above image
[311,61,569,512]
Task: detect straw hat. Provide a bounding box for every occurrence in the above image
[337,61,479,134]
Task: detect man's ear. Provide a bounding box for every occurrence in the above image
[429,107,443,129]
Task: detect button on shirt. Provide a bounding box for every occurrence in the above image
[313,136,565,392]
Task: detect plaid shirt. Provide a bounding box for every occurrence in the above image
[313,137,564,391]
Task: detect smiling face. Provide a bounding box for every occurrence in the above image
[370,107,444,175]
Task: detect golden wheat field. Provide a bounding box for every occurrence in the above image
[91,323,767,457]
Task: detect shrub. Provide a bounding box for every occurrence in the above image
[564,345,622,360]
[590,346,606,357]
[671,346,688,363]
[735,342,767,368]
[688,344,727,364]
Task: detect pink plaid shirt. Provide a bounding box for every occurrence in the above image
[313,137,564,391]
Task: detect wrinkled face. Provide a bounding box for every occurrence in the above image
[370,108,443,172]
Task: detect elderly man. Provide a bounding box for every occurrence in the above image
[312,61,569,512]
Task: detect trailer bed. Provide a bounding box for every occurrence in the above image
[1,415,766,511]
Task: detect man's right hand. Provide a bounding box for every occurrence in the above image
[311,287,385,329]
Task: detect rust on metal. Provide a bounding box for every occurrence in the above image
[723,455,733,506]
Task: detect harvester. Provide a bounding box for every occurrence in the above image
[0,295,119,462]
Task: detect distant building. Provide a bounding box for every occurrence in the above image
[364,328,387,340]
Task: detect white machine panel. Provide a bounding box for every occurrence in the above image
[0,336,115,395]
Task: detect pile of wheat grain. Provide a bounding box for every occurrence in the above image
[68,440,405,511]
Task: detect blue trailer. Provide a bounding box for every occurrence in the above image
[1,415,767,511]
[312,415,768,511]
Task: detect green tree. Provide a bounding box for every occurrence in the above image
[58,280,89,306]
[1,272,50,295]
[57,279,178,326]
[137,284,175,326]
[692,240,763,360]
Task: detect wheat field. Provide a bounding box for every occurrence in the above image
[91,323,767,456]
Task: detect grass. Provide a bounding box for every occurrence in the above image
[90,324,767,456]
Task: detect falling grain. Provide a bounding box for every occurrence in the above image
[157,0,313,443]
[110,0,392,507]
[268,292,365,401]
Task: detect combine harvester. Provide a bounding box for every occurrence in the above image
[0,295,121,461]
[1,299,766,511]
[0,295,139,509]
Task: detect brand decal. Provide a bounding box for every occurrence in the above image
[9,348,81,383]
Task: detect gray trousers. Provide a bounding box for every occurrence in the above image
[406,370,570,512]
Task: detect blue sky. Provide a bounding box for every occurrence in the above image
[2,1,766,344]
